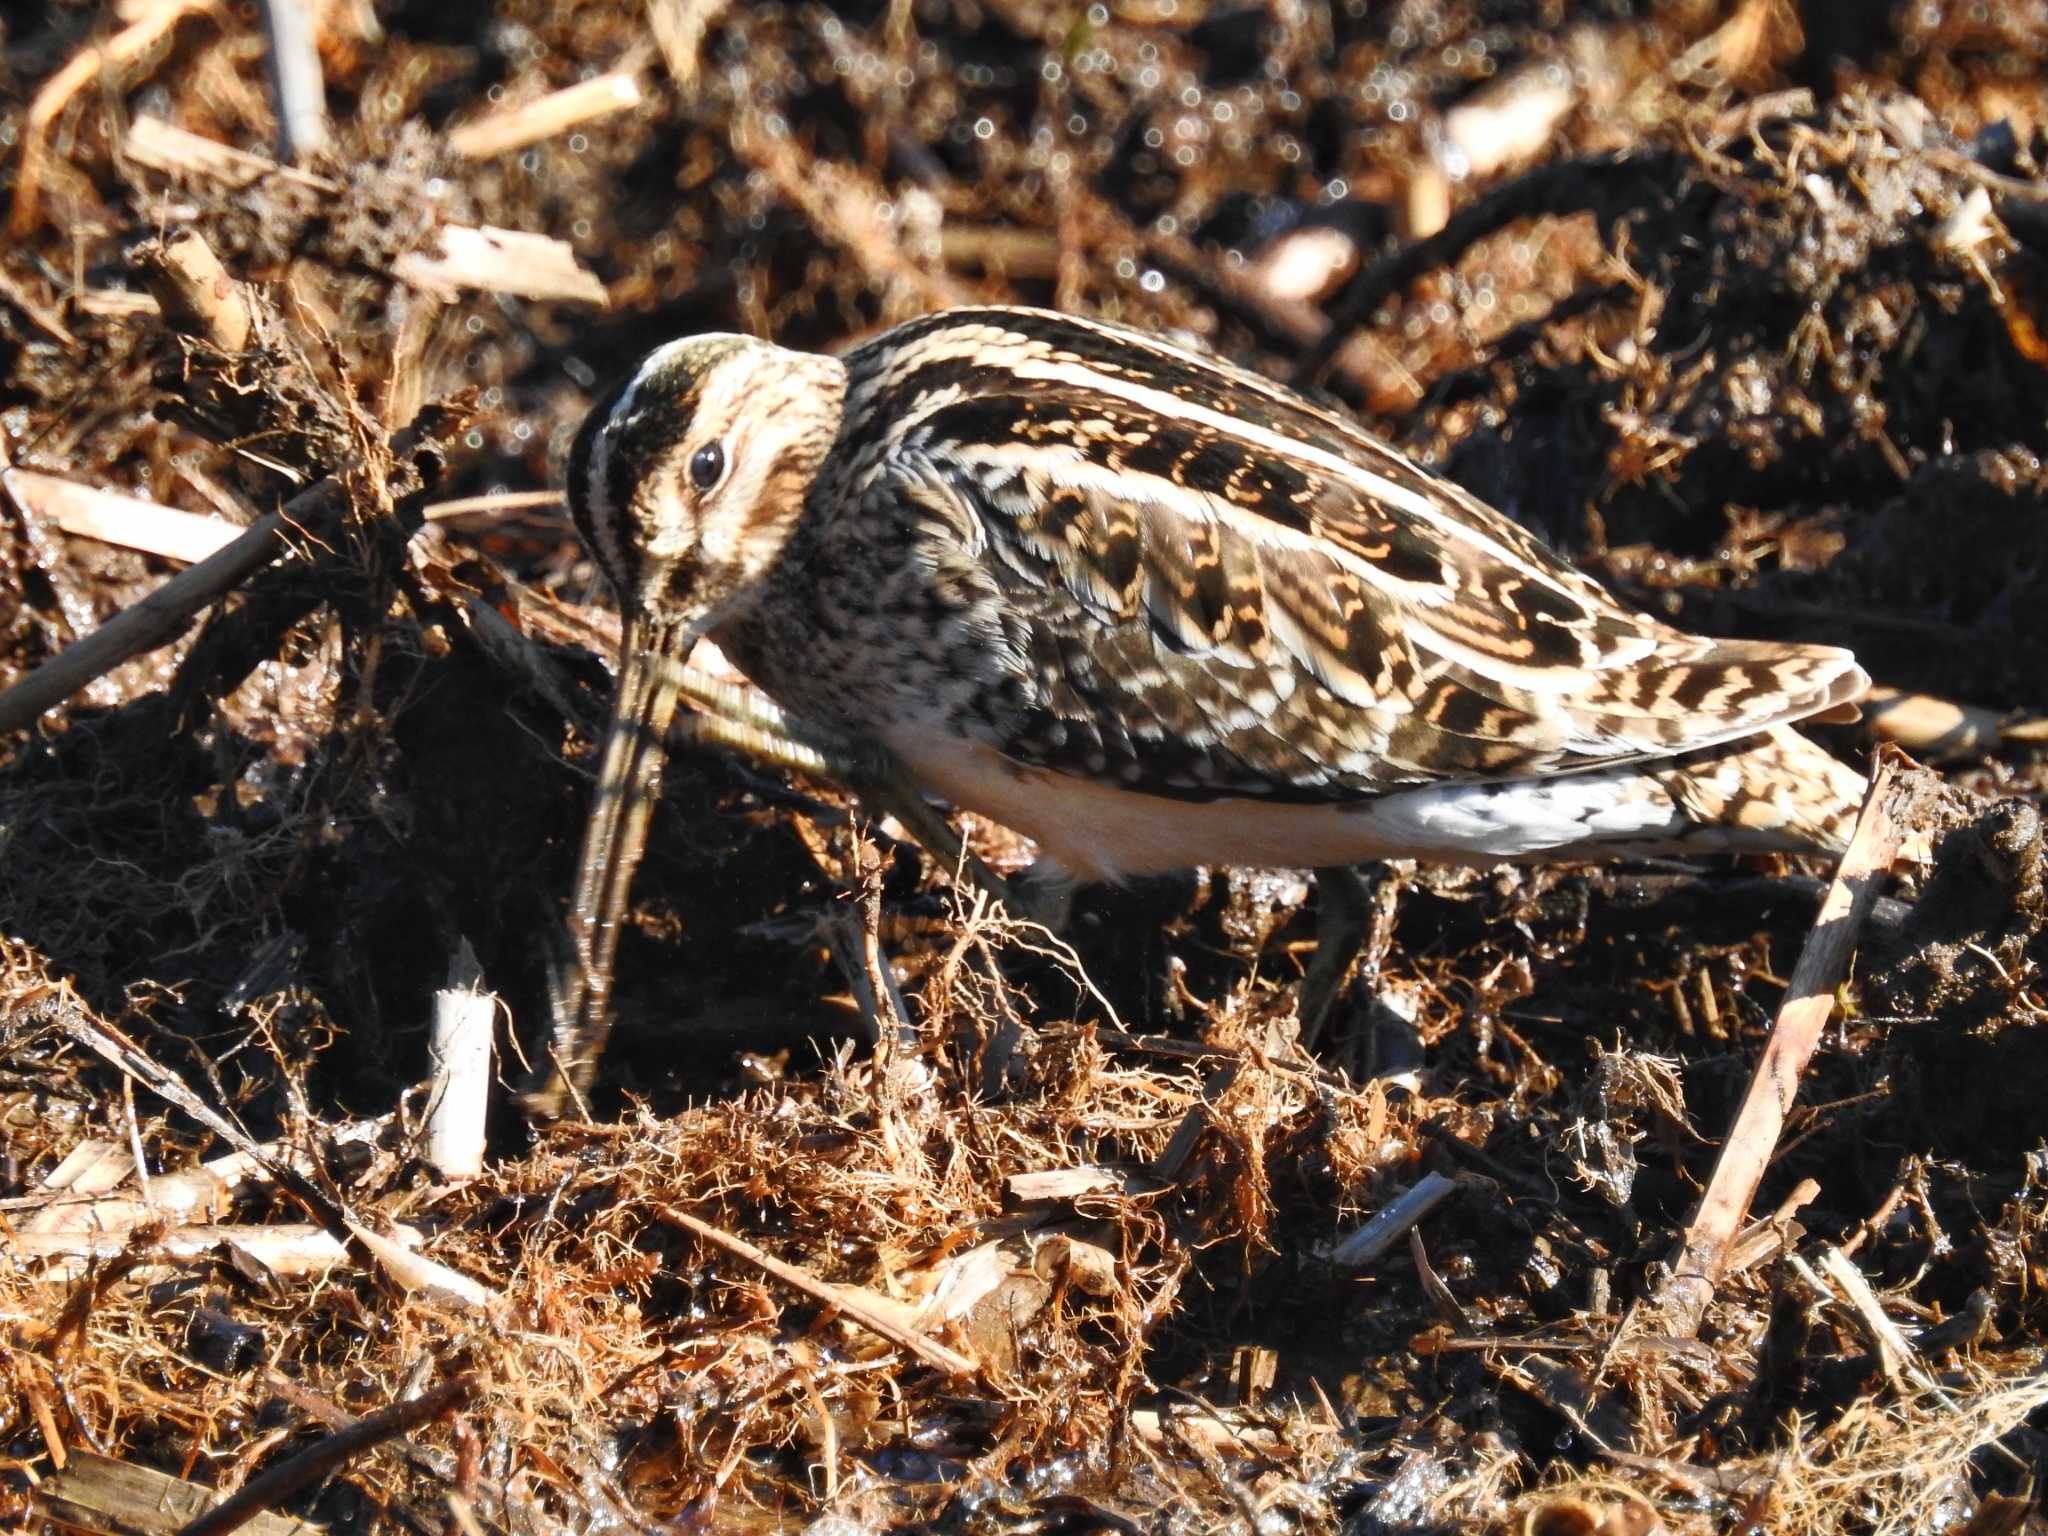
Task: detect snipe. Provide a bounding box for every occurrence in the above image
[526,307,1868,1113]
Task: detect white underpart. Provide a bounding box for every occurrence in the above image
[883,728,1691,884]
[1360,771,1688,857]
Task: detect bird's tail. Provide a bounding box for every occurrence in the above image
[1646,725,1868,857]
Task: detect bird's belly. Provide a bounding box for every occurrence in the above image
[881,730,1700,882]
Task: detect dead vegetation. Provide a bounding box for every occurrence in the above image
[3,1,2048,1532]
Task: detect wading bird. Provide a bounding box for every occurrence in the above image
[529,307,1868,1112]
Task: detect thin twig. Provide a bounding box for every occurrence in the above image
[658,1203,976,1376]
[0,408,460,736]
[173,1375,472,1536]
[48,999,351,1241]
[1329,1171,1461,1268]
[1655,752,1911,1337]
[422,489,565,520]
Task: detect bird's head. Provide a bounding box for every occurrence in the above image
[567,333,848,644]
[534,334,850,1119]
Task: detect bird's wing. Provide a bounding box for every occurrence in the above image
[845,308,1867,801]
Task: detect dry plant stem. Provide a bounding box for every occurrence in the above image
[258,0,331,162]
[1656,752,1907,1337]
[15,1222,361,1282]
[125,114,333,192]
[21,1364,67,1473]
[648,0,734,94]
[0,500,309,732]
[5,467,241,564]
[425,941,493,1180]
[1329,1170,1459,1268]
[1723,1175,1820,1274]
[1859,685,2006,763]
[658,1204,977,1377]
[18,1121,383,1231]
[172,1374,473,1536]
[422,489,565,520]
[138,229,256,352]
[448,70,646,158]
[0,411,450,736]
[262,1373,520,1535]
[343,1220,498,1315]
[123,118,606,305]
[1809,1245,1945,1397]
[393,226,608,306]
[37,1454,320,1536]
[121,1076,154,1213]
[52,1004,352,1239]
[8,0,219,237]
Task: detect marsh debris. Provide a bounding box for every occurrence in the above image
[2,2,2047,1532]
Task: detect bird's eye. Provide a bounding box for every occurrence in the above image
[689,442,726,491]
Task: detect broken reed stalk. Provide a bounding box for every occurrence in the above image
[1655,751,1907,1337]
[122,117,606,305]
[137,228,256,352]
[4,468,241,565]
[38,1455,320,1536]
[1328,1170,1460,1268]
[448,69,645,159]
[0,502,310,733]
[257,0,331,163]
[425,941,494,1180]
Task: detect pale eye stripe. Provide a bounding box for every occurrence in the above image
[582,337,702,582]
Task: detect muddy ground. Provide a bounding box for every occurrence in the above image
[3,2,2048,1532]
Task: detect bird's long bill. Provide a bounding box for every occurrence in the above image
[532,609,691,1115]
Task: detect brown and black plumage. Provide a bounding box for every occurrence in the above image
[532,306,1869,1107]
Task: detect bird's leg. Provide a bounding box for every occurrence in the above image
[1298,865,1378,1050]
[831,744,1038,919]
